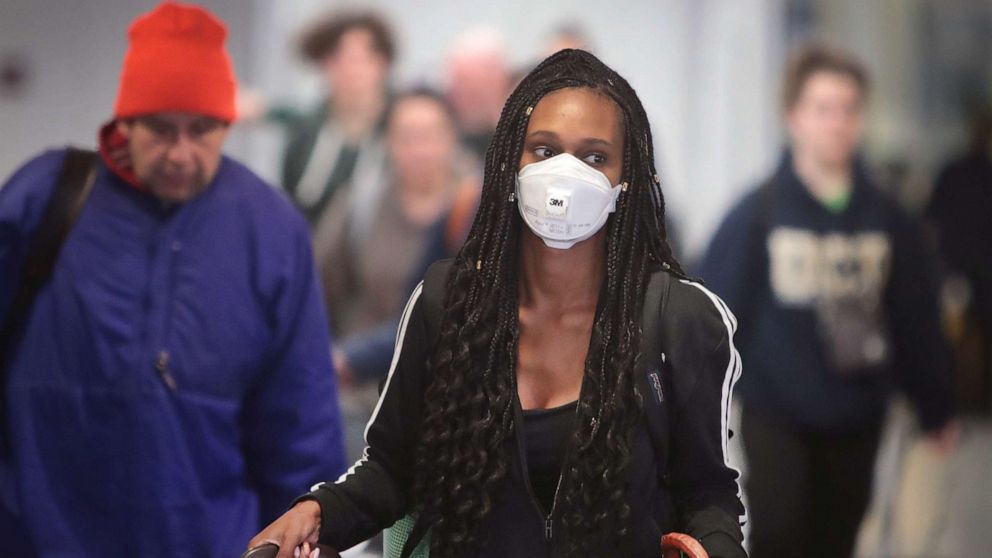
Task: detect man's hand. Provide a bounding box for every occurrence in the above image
[247,500,322,558]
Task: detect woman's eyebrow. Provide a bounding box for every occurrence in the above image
[526,130,559,140]
[526,130,613,148]
[581,137,613,147]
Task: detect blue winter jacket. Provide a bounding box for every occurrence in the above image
[0,149,347,556]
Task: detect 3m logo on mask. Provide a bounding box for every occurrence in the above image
[515,153,620,249]
[545,188,570,219]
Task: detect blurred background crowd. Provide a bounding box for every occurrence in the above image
[1,0,990,556]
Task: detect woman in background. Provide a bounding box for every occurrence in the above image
[316,88,478,387]
[282,11,395,225]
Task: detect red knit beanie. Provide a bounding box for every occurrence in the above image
[113,1,237,122]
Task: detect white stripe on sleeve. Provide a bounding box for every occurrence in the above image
[333,281,424,485]
[681,280,746,524]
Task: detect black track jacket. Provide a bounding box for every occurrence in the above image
[299,260,747,557]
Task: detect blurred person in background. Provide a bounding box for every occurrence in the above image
[315,88,479,393]
[699,42,957,558]
[445,26,512,162]
[0,3,345,556]
[507,23,594,93]
[928,101,992,415]
[282,10,395,226]
[541,22,592,58]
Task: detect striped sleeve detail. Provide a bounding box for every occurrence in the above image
[328,281,424,486]
[680,279,746,525]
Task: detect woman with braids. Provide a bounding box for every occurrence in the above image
[247,49,747,558]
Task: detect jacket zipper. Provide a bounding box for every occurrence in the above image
[516,309,598,547]
[156,349,177,392]
[514,396,580,547]
[545,473,564,541]
[152,215,185,394]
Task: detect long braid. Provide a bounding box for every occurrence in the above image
[408,49,685,558]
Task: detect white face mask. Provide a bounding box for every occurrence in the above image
[515,152,623,249]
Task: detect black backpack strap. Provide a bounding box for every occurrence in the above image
[641,270,668,363]
[639,269,674,480]
[417,259,453,345]
[0,148,98,449]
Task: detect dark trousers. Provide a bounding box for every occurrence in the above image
[741,404,882,558]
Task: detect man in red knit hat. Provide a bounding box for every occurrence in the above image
[0,3,347,556]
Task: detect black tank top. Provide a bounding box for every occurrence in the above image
[521,401,578,513]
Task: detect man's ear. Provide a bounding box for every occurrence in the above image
[116,119,132,138]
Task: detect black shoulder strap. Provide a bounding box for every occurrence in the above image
[418,259,453,339]
[642,270,667,360]
[640,270,672,463]
[0,148,98,377]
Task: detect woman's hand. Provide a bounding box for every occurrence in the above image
[247,500,322,558]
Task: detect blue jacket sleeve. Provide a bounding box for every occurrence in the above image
[696,192,762,320]
[886,208,954,431]
[0,150,66,322]
[241,216,347,525]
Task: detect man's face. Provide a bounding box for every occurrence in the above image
[447,52,509,129]
[786,71,865,168]
[117,113,229,204]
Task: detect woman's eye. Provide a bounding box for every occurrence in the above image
[534,146,556,158]
[583,153,606,165]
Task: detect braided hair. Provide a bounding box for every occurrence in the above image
[407,49,685,557]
